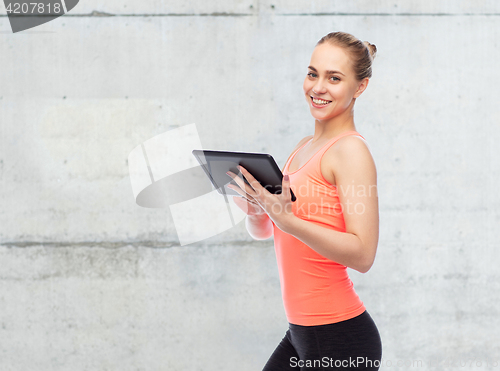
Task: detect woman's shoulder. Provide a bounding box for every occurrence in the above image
[324,133,376,175]
[329,133,371,156]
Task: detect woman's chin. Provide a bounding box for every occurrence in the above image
[309,109,333,121]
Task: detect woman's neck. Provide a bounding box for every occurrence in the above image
[311,105,357,143]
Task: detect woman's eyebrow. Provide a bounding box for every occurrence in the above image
[308,66,345,76]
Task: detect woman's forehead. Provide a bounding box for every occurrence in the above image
[309,44,352,73]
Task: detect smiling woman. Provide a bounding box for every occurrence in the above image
[227,31,381,371]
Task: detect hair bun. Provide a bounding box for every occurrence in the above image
[363,41,377,60]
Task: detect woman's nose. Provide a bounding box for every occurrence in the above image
[313,81,327,94]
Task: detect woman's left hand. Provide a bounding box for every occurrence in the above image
[226,165,296,232]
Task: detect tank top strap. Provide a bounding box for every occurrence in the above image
[315,130,365,159]
[284,131,366,174]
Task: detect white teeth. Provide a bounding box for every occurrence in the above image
[312,97,330,105]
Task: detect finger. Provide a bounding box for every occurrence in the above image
[238,195,260,206]
[282,173,295,205]
[282,174,291,200]
[227,171,257,198]
[226,181,248,198]
[227,184,259,205]
[237,165,269,198]
[232,195,251,214]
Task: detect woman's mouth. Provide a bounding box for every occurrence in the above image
[310,96,332,107]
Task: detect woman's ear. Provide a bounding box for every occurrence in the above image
[353,78,369,98]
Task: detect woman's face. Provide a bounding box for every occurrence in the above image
[303,43,367,122]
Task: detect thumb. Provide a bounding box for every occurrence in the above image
[282,174,291,202]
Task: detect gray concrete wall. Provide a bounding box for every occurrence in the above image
[1,1,500,370]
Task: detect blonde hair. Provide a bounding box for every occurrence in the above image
[316,31,377,81]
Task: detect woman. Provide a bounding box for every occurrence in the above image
[227,31,382,370]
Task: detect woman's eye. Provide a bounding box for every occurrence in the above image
[307,72,339,82]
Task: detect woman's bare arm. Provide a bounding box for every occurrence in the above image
[280,136,379,273]
[245,213,273,240]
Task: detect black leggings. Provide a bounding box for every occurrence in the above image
[262,311,382,371]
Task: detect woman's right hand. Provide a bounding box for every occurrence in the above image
[226,171,267,216]
[231,194,267,216]
[228,179,273,240]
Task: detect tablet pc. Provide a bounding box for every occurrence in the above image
[192,149,296,202]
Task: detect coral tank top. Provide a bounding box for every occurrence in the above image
[272,130,367,326]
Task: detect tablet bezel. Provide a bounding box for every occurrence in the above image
[192,149,296,202]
